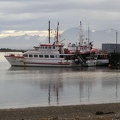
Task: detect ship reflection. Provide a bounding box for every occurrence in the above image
[47,79,63,105]
[39,73,63,105]
[9,66,97,71]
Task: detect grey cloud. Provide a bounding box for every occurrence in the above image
[0,0,119,31]
[1,0,120,14]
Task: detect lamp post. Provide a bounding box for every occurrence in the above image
[111,29,118,52]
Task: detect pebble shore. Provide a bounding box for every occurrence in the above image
[0,103,120,120]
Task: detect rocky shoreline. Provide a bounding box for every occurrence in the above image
[0,103,120,120]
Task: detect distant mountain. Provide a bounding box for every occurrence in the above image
[0,28,118,49]
[0,34,47,50]
[61,28,119,49]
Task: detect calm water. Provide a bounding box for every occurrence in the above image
[0,52,120,109]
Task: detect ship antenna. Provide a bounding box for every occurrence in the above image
[79,21,84,45]
[88,24,90,44]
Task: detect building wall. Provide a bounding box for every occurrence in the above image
[102,43,120,53]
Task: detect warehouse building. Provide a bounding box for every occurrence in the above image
[102,43,120,53]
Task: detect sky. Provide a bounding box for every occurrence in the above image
[0,0,120,37]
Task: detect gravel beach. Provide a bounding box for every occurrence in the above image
[0,103,120,120]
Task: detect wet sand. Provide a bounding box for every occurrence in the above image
[0,103,120,120]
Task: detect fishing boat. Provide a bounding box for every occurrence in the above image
[66,21,97,67]
[5,21,97,67]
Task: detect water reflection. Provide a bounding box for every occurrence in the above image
[102,72,120,100]
[9,66,97,71]
[1,63,120,108]
[38,69,63,105]
[8,66,98,105]
[47,77,63,105]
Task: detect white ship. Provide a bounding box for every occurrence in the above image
[5,21,97,67]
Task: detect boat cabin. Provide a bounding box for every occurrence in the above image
[33,43,65,54]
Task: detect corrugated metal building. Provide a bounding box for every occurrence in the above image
[102,43,120,53]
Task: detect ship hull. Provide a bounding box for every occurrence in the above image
[5,55,96,67]
[5,56,82,67]
[96,59,109,66]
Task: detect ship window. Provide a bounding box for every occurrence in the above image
[53,46,55,49]
[23,54,28,57]
[60,55,63,58]
[45,55,49,58]
[49,46,51,49]
[29,54,33,57]
[72,44,75,47]
[55,55,59,58]
[34,55,38,57]
[50,55,54,58]
[39,55,43,58]
[45,46,47,49]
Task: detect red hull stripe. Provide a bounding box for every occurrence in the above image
[25,62,70,65]
[5,55,24,58]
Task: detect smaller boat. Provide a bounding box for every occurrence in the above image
[94,51,109,66]
[66,21,97,67]
[66,43,97,67]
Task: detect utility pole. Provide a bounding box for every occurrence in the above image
[111,29,118,52]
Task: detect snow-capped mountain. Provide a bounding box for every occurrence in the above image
[62,28,119,49]
[0,34,47,50]
[0,28,119,50]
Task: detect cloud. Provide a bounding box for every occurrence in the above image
[0,29,63,38]
[0,0,119,36]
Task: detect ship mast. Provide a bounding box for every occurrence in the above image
[56,22,59,44]
[48,21,50,43]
